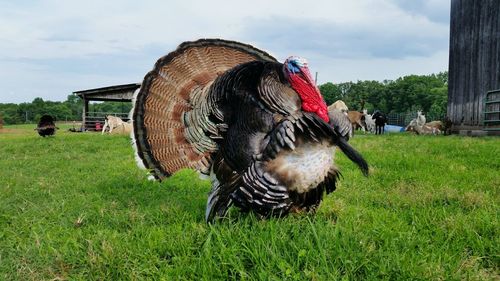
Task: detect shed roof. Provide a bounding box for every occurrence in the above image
[74,83,141,101]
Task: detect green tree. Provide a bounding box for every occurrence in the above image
[319,82,342,105]
[318,71,448,115]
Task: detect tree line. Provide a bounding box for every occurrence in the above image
[0,95,132,124]
[0,72,447,124]
[320,72,448,117]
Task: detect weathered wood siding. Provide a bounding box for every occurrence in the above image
[448,0,500,129]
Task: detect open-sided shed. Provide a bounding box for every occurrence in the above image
[74,83,141,131]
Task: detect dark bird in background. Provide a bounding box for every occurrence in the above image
[132,39,368,222]
[35,115,57,137]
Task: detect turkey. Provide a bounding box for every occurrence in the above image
[132,39,368,222]
[35,115,57,137]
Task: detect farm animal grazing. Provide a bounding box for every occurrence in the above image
[102,115,125,134]
[405,119,418,133]
[110,121,132,135]
[412,124,440,135]
[416,111,426,127]
[347,111,366,132]
[363,109,375,133]
[131,39,368,222]
[35,115,57,137]
[328,100,349,114]
[423,124,441,135]
[406,121,441,135]
[406,111,426,131]
[421,121,442,135]
[426,121,443,131]
[372,110,387,134]
[406,111,442,135]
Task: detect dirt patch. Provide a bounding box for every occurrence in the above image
[0,128,27,134]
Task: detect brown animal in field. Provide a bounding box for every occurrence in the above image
[405,120,417,133]
[406,120,441,135]
[426,121,443,131]
[347,111,366,132]
[421,124,440,135]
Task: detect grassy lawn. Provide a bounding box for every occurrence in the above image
[0,125,498,280]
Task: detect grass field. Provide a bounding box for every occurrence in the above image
[0,125,498,280]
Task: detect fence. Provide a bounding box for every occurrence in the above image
[484,89,500,131]
[81,110,446,131]
[384,112,446,127]
[84,111,130,131]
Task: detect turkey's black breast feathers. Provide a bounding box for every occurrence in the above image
[205,60,351,220]
[207,60,303,172]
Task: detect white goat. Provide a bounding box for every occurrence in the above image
[406,111,440,135]
[416,111,426,127]
[102,115,125,135]
[363,109,375,133]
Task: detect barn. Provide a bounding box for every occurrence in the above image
[448,0,500,135]
[74,83,141,131]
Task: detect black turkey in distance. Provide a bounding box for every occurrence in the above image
[36,115,57,137]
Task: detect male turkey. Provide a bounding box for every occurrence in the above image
[132,39,368,222]
[36,115,57,137]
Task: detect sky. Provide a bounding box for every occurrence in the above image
[0,0,450,103]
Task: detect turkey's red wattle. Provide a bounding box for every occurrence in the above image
[288,73,330,122]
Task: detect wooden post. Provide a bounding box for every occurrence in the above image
[82,97,89,131]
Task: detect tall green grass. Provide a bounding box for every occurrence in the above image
[0,126,498,280]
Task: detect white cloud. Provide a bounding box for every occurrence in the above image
[0,0,450,103]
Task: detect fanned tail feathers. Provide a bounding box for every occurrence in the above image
[132,39,276,180]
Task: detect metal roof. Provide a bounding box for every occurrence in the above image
[74,83,141,101]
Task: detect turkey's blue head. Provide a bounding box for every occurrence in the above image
[284,56,329,122]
